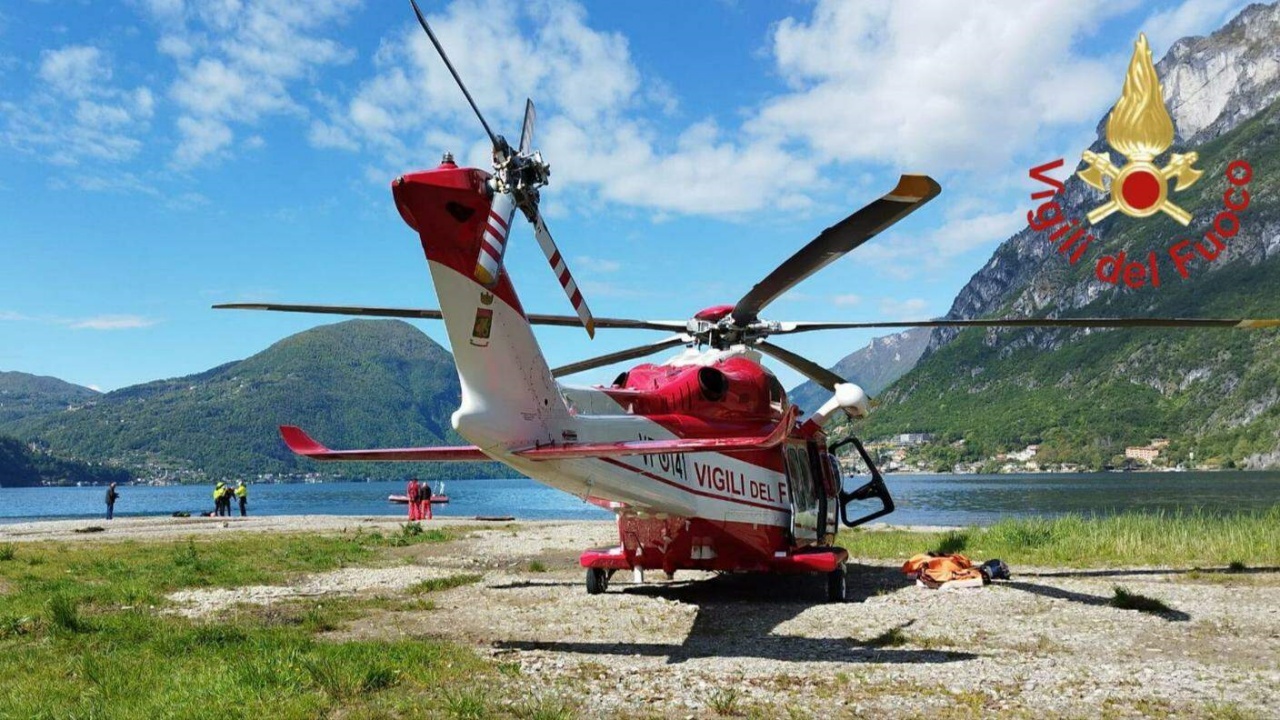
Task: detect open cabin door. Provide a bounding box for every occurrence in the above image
[829,436,895,527]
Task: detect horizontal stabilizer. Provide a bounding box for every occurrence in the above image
[279,426,489,462]
[515,407,797,461]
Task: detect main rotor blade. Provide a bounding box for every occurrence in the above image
[215,303,444,320]
[755,341,848,392]
[732,174,941,326]
[212,302,685,331]
[408,0,499,149]
[773,317,1280,333]
[552,335,689,377]
[518,98,535,156]
[530,209,597,338]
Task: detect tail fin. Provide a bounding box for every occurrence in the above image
[392,161,567,452]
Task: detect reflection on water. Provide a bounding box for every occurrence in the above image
[1,472,1278,526]
[856,471,1280,526]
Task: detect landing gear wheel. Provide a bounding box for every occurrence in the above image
[586,567,609,595]
[826,562,847,603]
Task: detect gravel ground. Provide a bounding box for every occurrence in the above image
[9,516,1276,717]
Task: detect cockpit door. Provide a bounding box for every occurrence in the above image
[783,442,821,544]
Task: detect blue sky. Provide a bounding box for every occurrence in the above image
[0,0,1250,392]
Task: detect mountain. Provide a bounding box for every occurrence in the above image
[3,320,494,481]
[863,3,1280,470]
[0,371,98,425]
[787,328,930,412]
[0,436,130,488]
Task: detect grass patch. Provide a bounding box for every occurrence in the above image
[931,530,969,555]
[709,687,743,716]
[527,560,548,573]
[865,625,910,648]
[0,529,527,718]
[508,696,579,719]
[839,508,1280,567]
[1202,702,1266,720]
[47,593,86,633]
[407,573,483,594]
[0,544,15,561]
[1110,586,1175,615]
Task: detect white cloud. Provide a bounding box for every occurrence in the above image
[68,315,158,330]
[878,297,930,318]
[148,0,361,167]
[39,46,109,98]
[174,116,233,166]
[831,294,862,307]
[856,203,1029,280]
[310,0,1161,221]
[574,256,621,273]
[3,45,155,165]
[748,1,1132,173]
[0,311,158,330]
[311,0,819,216]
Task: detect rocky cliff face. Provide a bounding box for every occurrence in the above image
[929,2,1280,354]
[787,327,930,412]
[869,2,1280,469]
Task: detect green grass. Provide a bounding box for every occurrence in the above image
[0,529,542,718]
[1110,586,1175,614]
[839,508,1280,567]
[406,573,483,594]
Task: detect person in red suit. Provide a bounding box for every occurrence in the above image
[406,478,421,521]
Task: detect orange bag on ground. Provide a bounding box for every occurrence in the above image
[902,553,984,585]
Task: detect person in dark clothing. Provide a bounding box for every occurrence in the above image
[105,482,119,520]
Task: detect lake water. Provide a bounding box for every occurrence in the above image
[1,471,1277,526]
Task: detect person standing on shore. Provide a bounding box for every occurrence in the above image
[235,480,248,517]
[105,482,119,520]
[406,478,421,521]
[422,483,434,520]
[213,481,227,517]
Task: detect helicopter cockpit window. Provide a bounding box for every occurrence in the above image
[766,375,785,410]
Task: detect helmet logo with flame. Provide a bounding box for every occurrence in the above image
[1078,33,1202,225]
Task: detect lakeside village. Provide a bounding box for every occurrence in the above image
[25,435,1211,488]
[851,434,1198,475]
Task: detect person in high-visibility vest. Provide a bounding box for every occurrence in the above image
[235,480,248,517]
[213,482,227,516]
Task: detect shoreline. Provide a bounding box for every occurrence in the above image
[0,514,967,544]
[0,514,529,543]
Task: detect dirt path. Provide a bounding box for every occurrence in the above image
[136,518,1280,718]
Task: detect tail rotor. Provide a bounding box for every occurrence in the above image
[408,0,595,337]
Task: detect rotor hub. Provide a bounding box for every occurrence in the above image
[686,313,781,350]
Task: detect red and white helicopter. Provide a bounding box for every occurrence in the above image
[220,2,1280,601]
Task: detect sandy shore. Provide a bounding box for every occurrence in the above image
[6,515,1275,717]
[0,514,503,543]
[0,514,958,544]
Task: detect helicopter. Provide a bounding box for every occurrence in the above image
[218,0,1280,601]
